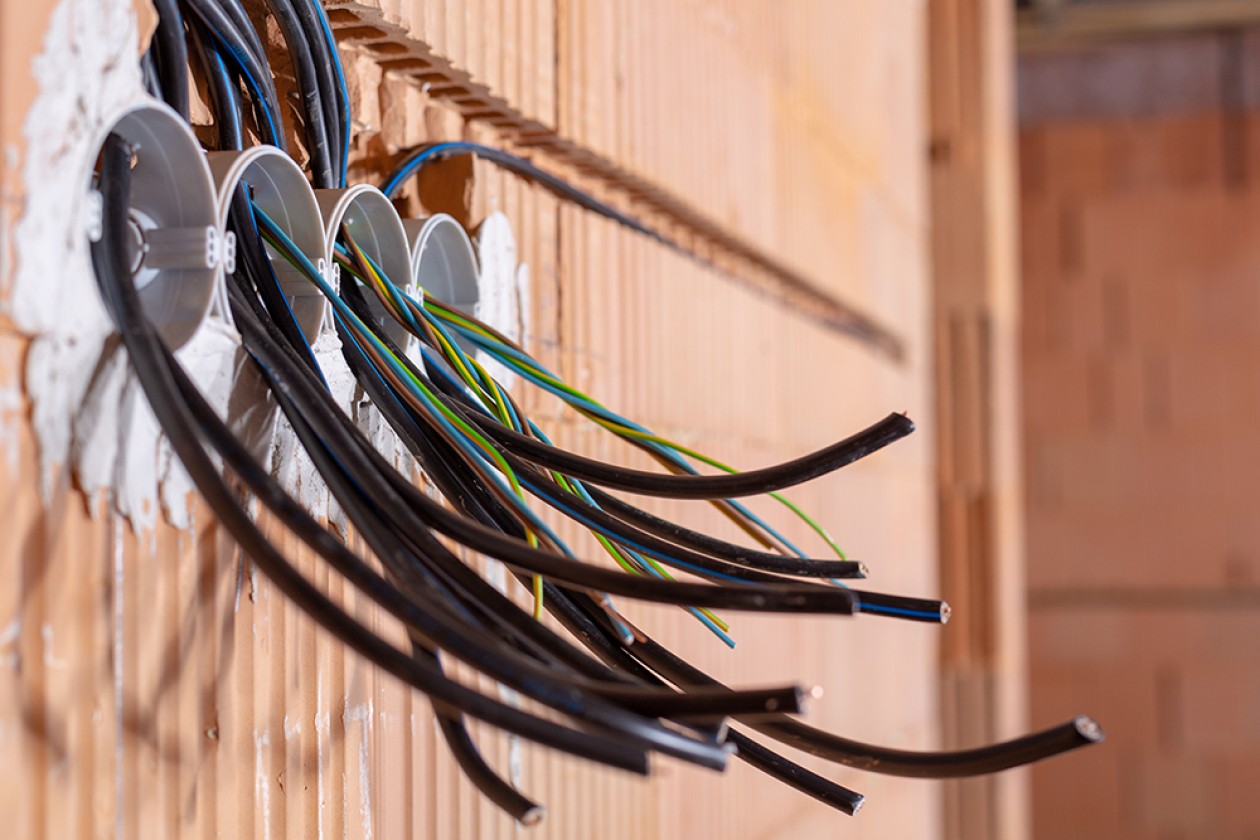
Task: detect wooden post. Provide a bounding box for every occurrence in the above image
[928,0,1030,838]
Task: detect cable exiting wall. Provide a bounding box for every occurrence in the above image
[61,0,1106,825]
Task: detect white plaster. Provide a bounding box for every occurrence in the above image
[255,729,272,840]
[113,379,163,535]
[226,351,281,464]
[11,0,146,498]
[355,398,415,476]
[474,212,528,393]
[232,553,246,615]
[316,669,330,840]
[270,328,358,526]
[10,0,249,539]
[343,702,375,840]
[1,144,14,299]
[358,716,374,840]
[70,341,130,497]
[159,314,241,528]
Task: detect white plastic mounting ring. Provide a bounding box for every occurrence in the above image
[405,213,480,312]
[208,147,329,339]
[88,101,221,350]
[316,186,416,351]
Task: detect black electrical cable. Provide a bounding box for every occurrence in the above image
[222,270,817,727]
[336,224,910,505]
[233,271,627,683]
[491,572,869,815]
[461,408,915,500]
[261,356,783,745]
[750,714,1105,780]
[847,589,950,624]
[727,729,865,816]
[289,0,345,179]
[583,482,868,579]
[91,133,651,776]
[559,591,1095,789]
[259,0,335,187]
[352,336,856,585]
[432,695,544,824]
[140,51,162,102]
[186,19,243,150]
[623,625,1104,779]
[227,295,862,614]
[228,192,324,378]
[216,0,272,70]
[179,0,286,149]
[382,143,897,356]
[396,598,541,824]
[370,484,859,614]
[418,358,869,581]
[150,0,190,120]
[514,463,846,585]
[206,328,736,774]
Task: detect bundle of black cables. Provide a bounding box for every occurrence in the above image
[95,0,1107,824]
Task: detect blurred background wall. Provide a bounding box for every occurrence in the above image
[1017,5,1260,837]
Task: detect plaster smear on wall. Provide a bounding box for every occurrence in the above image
[9,0,240,533]
[475,212,531,392]
[156,315,242,529]
[10,0,146,497]
[7,0,534,538]
[270,329,360,530]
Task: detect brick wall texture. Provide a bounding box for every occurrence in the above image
[1020,31,1260,840]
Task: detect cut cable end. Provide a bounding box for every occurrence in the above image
[849,795,866,816]
[788,684,822,716]
[939,601,952,625]
[519,806,546,828]
[1074,715,1104,744]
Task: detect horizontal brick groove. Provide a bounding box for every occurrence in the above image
[326,2,905,360]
